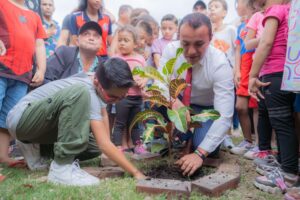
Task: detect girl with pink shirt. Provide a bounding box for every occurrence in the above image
[248,0,298,194]
[112,25,149,155]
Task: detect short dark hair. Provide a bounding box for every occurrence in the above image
[193,0,207,10]
[136,20,153,37]
[161,14,178,26]
[95,58,135,89]
[179,13,212,39]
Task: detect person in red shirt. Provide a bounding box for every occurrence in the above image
[0,0,46,167]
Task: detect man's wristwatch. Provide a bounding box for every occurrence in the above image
[194,149,206,161]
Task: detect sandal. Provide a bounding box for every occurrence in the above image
[8,159,27,168]
[285,188,300,200]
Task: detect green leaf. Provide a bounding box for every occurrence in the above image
[129,110,166,134]
[176,62,192,77]
[191,109,220,123]
[143,124,155,143]
[151,143,167,153]
[132,67,145,76]
[167,107,189,133]
[133,66,166,83]
[162,65,168,76]
[169,79,187,99]
[176,48,184,57]
[144,66,166,83]
[146,85,165,93]
[165,58,176,75]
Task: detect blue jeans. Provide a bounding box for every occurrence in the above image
[191,104,220,157]
[0,77,28,128]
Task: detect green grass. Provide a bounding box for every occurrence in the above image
[0,150,283,200]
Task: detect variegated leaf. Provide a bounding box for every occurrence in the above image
[169,79,187,99]
[129,110,166,134]
[143,124,156,143]
[145,96,170,108]
[167,107,189,133]
[191,109,220,123]
[144,66,166,83]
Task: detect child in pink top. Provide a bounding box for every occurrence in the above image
[248,0,297,193]
[112,25,149,155]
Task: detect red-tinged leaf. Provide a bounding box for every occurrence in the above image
[169,79,187,99]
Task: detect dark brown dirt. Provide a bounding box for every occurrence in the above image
[145,161,215,181]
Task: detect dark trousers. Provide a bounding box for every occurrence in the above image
[258,72,298,174]
[112,96,143,146]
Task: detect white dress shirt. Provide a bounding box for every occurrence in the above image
[159,41,234,153]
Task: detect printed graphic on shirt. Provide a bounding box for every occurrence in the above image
[213,39,230,53]
[281,0,300,91]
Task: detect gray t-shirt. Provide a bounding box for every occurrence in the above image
[7,73,106,138]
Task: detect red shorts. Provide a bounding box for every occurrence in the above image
[249,97,258,108]
[236,52,254,97]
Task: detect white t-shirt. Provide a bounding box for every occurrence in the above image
[211,25,237,68]
[159,41,234,153]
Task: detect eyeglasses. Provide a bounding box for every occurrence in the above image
[97,81,127,103]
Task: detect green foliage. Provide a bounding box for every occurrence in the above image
[176,62,192,77]
[191,109,221,123]
[143,124,156,143]
[176,47,184,57]
[131,47,220,149]
[129,110,166,135]
[167,107,189,133]
[146,84,165,93]
[151,143,167,153]
[132,66,166,83]
[169,79,187,99]
[164,58,176,76]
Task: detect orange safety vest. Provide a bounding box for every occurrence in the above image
[75,12,111,56]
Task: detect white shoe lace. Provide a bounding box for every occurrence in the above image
[71,159,89,178]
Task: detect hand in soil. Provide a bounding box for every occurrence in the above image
[175,153,203,176]
[134,171,148,180]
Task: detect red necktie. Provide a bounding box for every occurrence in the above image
[182,67,192,106]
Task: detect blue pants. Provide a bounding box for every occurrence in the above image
[191,104,220,157]
[0,77,28,128]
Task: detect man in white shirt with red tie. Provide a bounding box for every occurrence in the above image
[159,13,234,176]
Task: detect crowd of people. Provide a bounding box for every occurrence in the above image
[0,0,300,198]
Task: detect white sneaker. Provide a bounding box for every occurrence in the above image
[17,140,48,170]
[243,145,259,160]
[48,160,100,186]
[220,135,235,151]
[230,140,253,155]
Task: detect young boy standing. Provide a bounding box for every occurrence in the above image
[208,0,237,150]
[151,14,178,68]
[0,0,46,166]
[209,0,237,68]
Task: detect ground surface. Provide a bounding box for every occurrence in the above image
[0,145,282,200]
